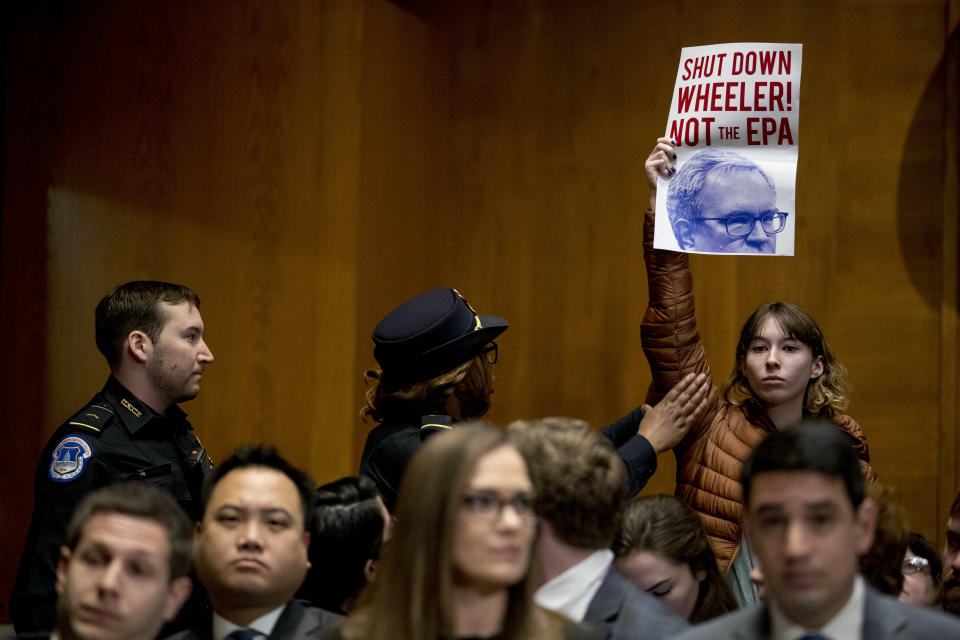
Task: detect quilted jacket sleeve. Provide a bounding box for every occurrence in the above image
[640,208,722,451]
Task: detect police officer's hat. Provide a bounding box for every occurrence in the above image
[373,287,508,383]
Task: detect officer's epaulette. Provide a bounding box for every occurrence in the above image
[67,403,114,436]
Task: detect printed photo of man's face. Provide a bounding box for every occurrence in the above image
[667,149,787,255]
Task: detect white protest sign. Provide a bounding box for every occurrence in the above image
[654,43,802,256]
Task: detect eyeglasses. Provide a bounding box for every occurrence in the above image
[461,491,537,527]
[480,341,498,365]
[699,211,789,238]
[902,556,931,575]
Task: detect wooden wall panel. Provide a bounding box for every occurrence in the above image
[2,0,958,616]
[430,0,958,544]
[0,0,442,611]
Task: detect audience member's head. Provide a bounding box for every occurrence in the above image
[297,475,391,613]
[900,532,941,608]
[94,280,201,368]
[859,482,909,596]
[742,421,875,629]
[942,491,960,615]
[193,445,315,627]
[612,494,736,623]
[55,482,193,640]
[723,301,847,419]
[94,281,213,412]
[361,288,506,424]
[507,417,626,550]
[342,425,556,640]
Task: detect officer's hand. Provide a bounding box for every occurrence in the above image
[636,372,709,454]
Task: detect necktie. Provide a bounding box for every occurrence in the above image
[798,635,830,640]
[227,630,265,640]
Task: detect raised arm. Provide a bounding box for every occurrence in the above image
[640,138,720,443]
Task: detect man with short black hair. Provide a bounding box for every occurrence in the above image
[675,421,960,639]
[53,482,193,640]
[167,445,341,639]
[508,417,688,639]
[12,281,215,633]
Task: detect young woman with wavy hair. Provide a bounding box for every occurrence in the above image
[642,137,875,607]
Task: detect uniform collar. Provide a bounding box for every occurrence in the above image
[102,375,188,436]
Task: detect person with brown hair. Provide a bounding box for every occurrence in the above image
[612,494,736,623]
[12,280,215,634]
[338,424,594,640]
[642,139,875,606]
[507,417,688,639]
[359,287,709,512]
[52,482,193,640]
[859,483,910,597]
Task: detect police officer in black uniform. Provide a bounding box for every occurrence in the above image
[358,287,711,512]
[359,287,508,512]
[10,281,215,633]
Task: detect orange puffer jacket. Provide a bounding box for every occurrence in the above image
[639,209,875,575]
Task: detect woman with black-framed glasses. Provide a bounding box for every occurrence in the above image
[335,425,597,640]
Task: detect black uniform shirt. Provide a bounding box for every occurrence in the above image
[9,376,212,632]
[359,406,657,513]
[358,414,453,512]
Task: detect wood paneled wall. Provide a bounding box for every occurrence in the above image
[2,0,958,615]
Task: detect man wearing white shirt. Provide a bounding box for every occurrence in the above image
[507,418,688,639]
[674,421,960,640]
[164,446,340,640]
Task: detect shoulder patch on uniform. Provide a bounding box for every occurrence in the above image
[49,435,94,483]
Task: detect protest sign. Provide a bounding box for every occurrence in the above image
[654,42,802,256]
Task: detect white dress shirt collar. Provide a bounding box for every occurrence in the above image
[770,575,865,640]
[534,549,614,622]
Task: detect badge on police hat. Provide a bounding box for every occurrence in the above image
[49,435,93,482]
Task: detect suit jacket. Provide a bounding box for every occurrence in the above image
[671,584,960,639]
[162,599,342,640]
[583,567,689,640]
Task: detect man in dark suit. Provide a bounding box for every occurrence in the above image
[164,446,340,640]
[674,421,960,639]
[507,417,688,639]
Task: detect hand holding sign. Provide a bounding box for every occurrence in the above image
[645,137,677,210]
